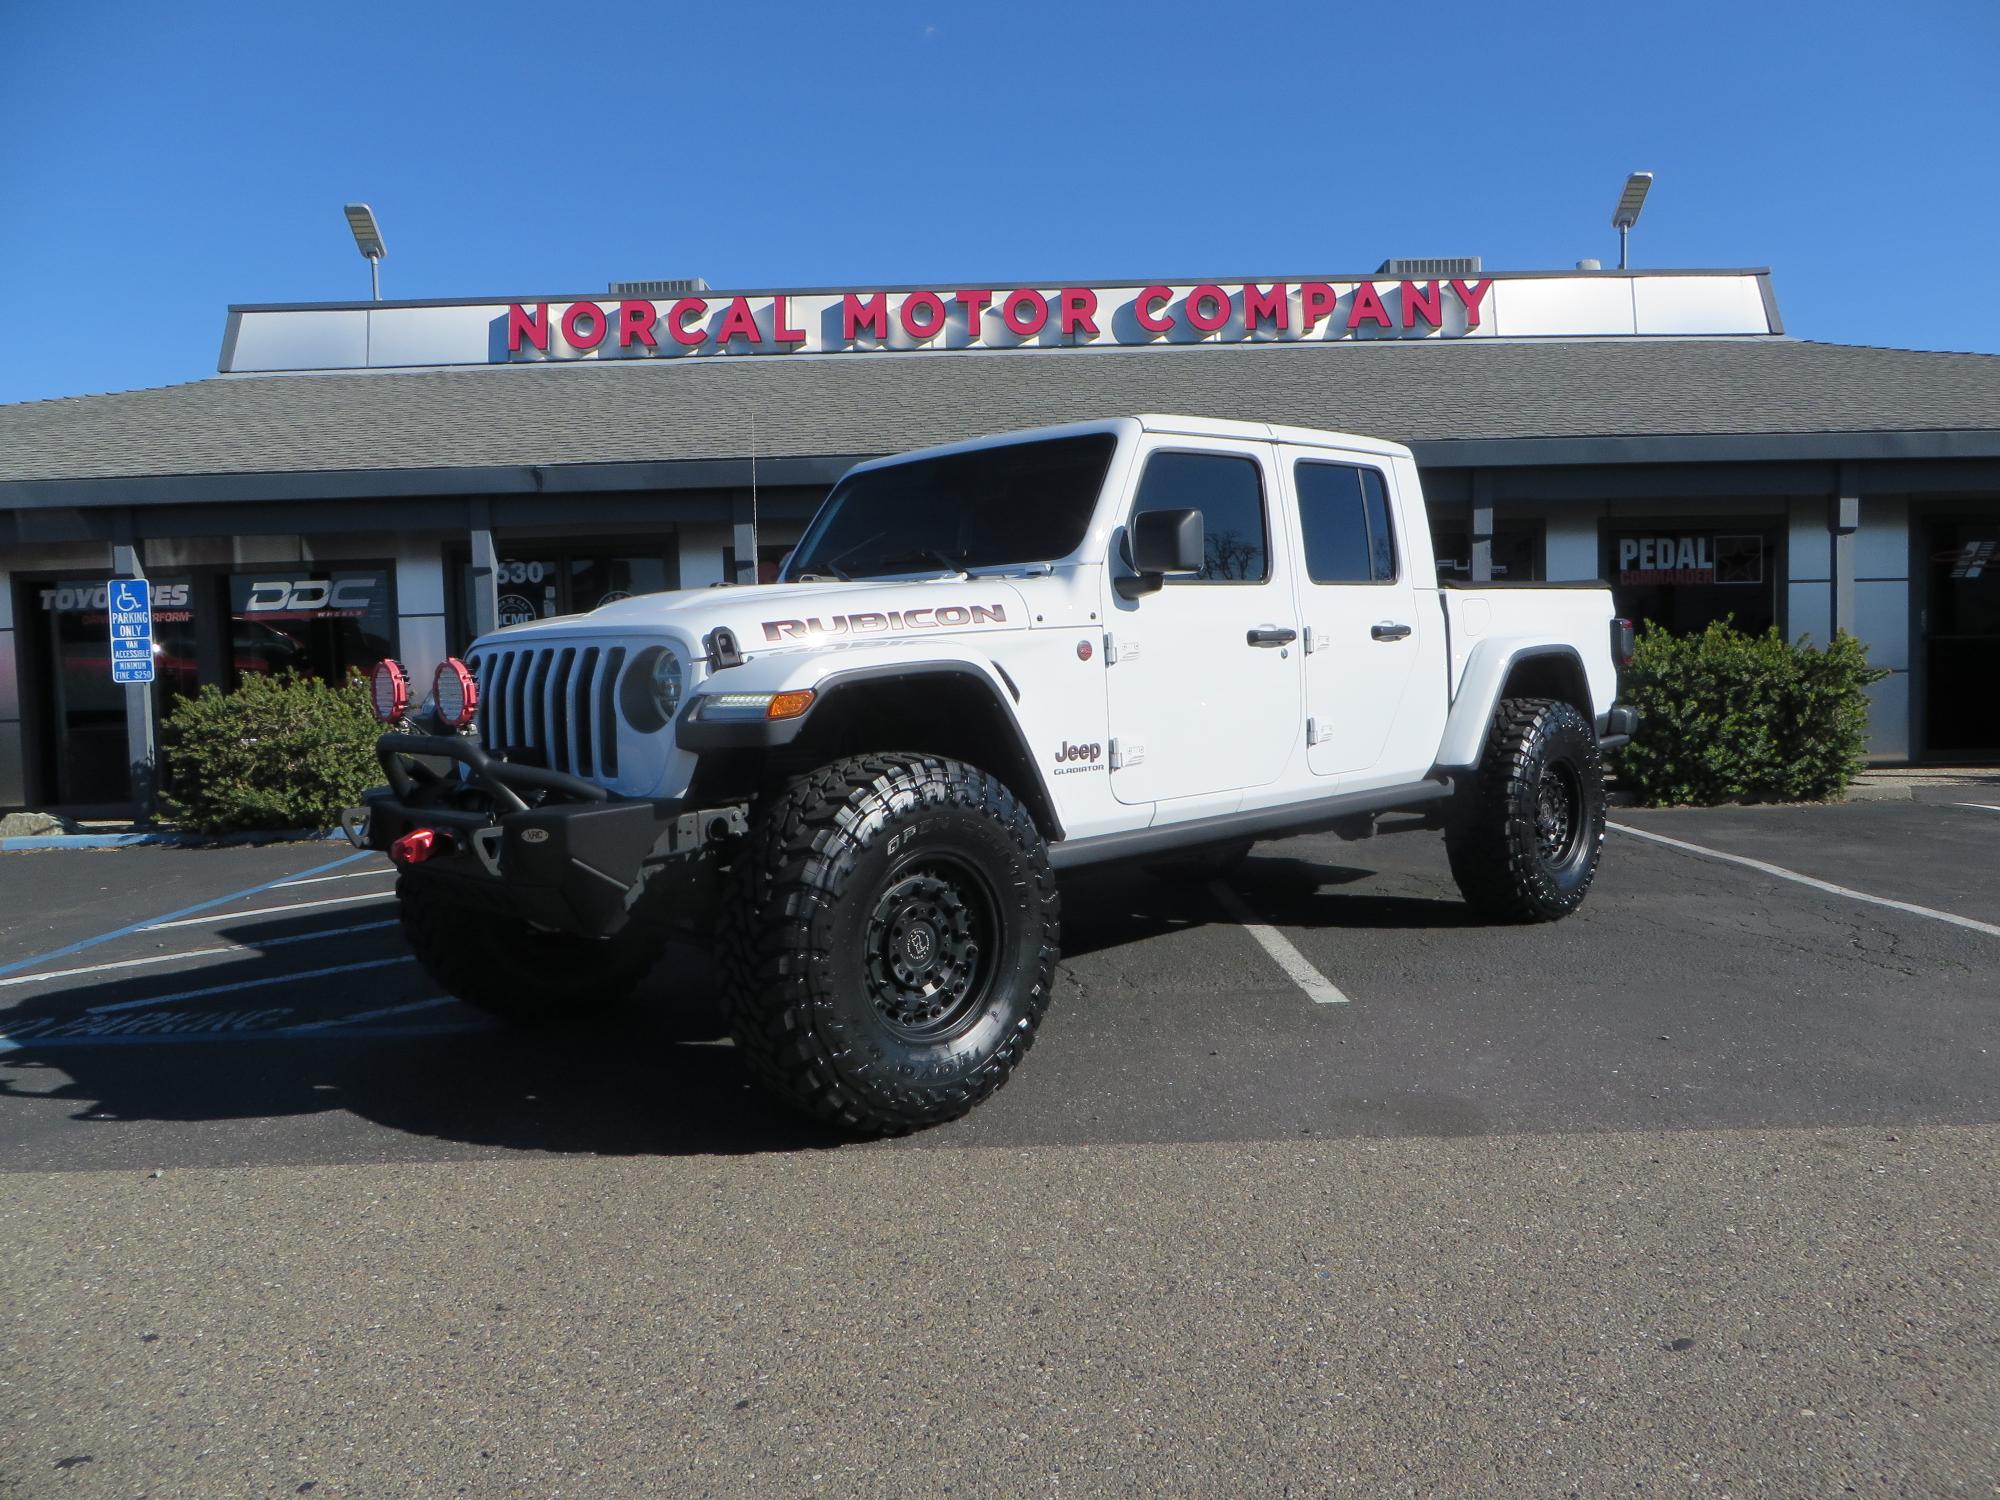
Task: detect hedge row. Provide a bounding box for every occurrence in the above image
[161,671,382,834]
[1614,621,1886,806]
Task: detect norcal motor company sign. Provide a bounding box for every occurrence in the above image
[501,278,1498,360]
[218,272,1780,372]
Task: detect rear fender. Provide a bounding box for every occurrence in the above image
[1434,640,1594,770]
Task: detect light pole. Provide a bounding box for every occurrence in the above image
[1611,172,1653,271]
[343,203,387,300]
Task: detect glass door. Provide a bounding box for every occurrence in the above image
[1923,519,2000,755]
[30,576,198,806]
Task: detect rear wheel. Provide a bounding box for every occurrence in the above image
[1445,697,1606,922]
[397,876,667,1025]
[719,753,1059,1135]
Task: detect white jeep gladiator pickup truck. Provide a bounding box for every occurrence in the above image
[354,415,1636,1133]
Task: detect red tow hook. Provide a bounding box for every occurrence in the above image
[389,828,443,866]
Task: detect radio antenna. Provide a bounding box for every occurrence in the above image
[749,407,760,582]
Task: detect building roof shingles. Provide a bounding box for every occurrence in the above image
[3,337,1999,487]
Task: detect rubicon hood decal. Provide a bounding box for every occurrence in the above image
[761,603,1008,643]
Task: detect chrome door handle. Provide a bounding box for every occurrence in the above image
[1247,625,1298,647]
[1371,622,1412,642]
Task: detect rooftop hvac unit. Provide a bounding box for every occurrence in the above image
[1374,257,1483,278]
[607,277,711,297]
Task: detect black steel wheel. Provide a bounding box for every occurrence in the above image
[1445,697,1606,923]
[865,862,997,1040]
[720,753,1059,1135]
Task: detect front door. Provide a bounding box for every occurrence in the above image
[1283,453,1424,780]
[1103,440,1303,806]
[1923,517,2000,755]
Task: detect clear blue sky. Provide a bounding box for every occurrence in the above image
[3,0,1996,406]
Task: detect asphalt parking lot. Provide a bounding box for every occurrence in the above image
[4,795,1998,1496]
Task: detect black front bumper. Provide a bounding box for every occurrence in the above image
[355,734,742,938]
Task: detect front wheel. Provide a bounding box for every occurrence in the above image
[719,753,1060,1135]
[1445,697,1606,922]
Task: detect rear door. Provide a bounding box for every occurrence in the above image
[1282,450,1427,781]
[1103,438,1303,806]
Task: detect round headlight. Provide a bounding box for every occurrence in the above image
[433,657,479,728]
[620,645,686,732]
[369,660,408,724]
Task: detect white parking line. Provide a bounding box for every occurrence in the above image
[1208,881,1350,1005]
[282,996,460,1031]
[0,920,400,990]
[1609,822,2000,939]
[271,868,398,888]
[143,891,396,930]
[1955,802,2000,815]
[84,955,417,1014]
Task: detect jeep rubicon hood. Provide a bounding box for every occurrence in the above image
[478,577,1034,655]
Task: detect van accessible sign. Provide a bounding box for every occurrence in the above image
[220,271,1780,372]
[107,578,155,684]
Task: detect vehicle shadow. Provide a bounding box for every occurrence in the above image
[0,849,1481,1160]
[1054,851,1483,960]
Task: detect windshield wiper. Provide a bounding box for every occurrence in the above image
[792,561,850,581]
[864,548,967,578]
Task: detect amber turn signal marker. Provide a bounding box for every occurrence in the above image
[766,690,816,720]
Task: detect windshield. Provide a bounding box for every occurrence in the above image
[786,433,1116,580]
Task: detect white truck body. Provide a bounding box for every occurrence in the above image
[460,415,1623,859]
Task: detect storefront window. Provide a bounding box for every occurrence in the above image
[569,555,671,612]
[1606,525,1779,635]
[455,546,678,642]
[1430,527,1542,582]
[227,568,393,686]
[32,576,198,805]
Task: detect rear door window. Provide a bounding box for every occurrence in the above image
[1295,461,1398,583]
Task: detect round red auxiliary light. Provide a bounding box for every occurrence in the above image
[369,659,409,724]
[434,657,480,728]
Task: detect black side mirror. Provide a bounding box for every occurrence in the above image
[1117,508,1204,598]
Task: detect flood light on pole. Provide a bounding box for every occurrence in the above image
[343,203,387,300]
[1610,172,1652,270]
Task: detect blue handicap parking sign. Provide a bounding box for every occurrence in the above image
[108,577,155,685]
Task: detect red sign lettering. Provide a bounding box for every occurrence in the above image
[1347,282,1392,330]
[1134,285,1174,333]
[507,303,550,353]
[617,300,657,348]
[902,290,947,340]
[843,292,889,340]
[1401,280,1443,330]
[1002,288,1048,336]
[1243,282,1288,332]
[561,302,606,349]
[1185,284,1231,333]
[1058,287,1099,336]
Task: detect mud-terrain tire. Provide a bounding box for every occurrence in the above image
[1444,697,1606,923]
[397,875,668,1025]
[1146,838,1255,884]
[719,753,1060,1135]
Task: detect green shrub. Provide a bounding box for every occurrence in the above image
[1615,620,1887,807]
[161,671,382,833]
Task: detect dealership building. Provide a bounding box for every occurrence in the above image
[2,263,1997,814]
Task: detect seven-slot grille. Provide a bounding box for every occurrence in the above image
[471,644,627,780]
